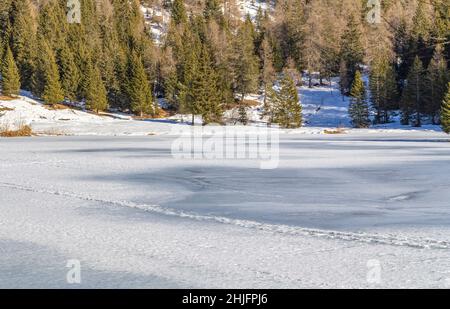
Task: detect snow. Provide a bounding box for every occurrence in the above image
[1,131,450,288]
[1,74,449,288]
[238,0,270,19]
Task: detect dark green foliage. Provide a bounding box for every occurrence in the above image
[40,42,64,105]
[340,15,364,94]
[441,83,450,134]
[193,44,222,125]
[273,74,302,128]
[1,45,20,96]
[233,18,259,101]
[369,54,398,124]
[127,52,154,117]
[171,0,187,26]
[424,45,448,124]
[83,60,108,113]
[58,42,80,101]
[349,70,370,128]
[401,56,425,127]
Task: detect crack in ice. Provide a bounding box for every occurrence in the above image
[1,181,449,250]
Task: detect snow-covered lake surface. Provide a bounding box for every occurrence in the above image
[1,132,450,288]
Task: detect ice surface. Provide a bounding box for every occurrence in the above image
[1,133,450,288]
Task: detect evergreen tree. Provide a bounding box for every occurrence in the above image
[10,0,36,90]
[424,45,448,124]
[238,103,249,125]
[340,14,364,94]
[41,43,64,105]
[349,70,370,128]
[193,44,222,125]
[58,42,80,102]
[441,83,450,134]
[1,45,20,97]
[273,74,302,128]
[263,84,277,126]
[83,60,108,113]
[203,0,222,23]
[260,38,275,108]
[401,56,425,127]
[178,25,202,124]
[127,52,154,117]
[370,54,398,124]
[233,18,259,102]
[171,0,187,26]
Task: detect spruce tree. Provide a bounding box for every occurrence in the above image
[10,0,36,90]
[178,25,202,124]
[424,45,448,124]
[58,42,80,102]
[261,38,275,108]
[401,56,425,127]
[193,44,222,125]
[370,54,398,124]
[171,0,187,26]
[349,70,370,128]
[340,14,364,94]
[233,18,259,102]
[273,74,302,128]
[203,0,222,23]
[1,46,21,97]
[83,60,108,113]
[41,43,64,105]
[263,84,277,126]
[127,52,154,117]
[441,83,450,134]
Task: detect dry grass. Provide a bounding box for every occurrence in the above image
[133,108,169,120]
[224,99,260,110]
[35,128,67,136]
[44,103,71,110]
[0,106,14,112]
[323,128,347,135]
[0,95,17,101]
[0,123,33,137]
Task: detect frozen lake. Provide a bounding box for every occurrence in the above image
[1,132,450,288]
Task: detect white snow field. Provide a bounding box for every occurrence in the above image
[1,131,450,288]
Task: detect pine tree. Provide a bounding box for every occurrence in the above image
[424,45,448,124]
[203,0,222,23]
[233,18,259,102]
[58,42,80,102]
[441,83,450,134]
[273,74,302,128]
[261,38,275,107]
[263,84,277,126]
[127,52,154,117]
[10,0,36,90]
[41,43,64,105]
[349,70,370,128]
[340,14,364,94]
[83,60,108,113]
[238,103,249,125]
[1,46,20,97]
[171,0,187,26]
[370,54,398,124]
[401,56,425,127]
[178,24,203,124]
[193,44,222,125]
